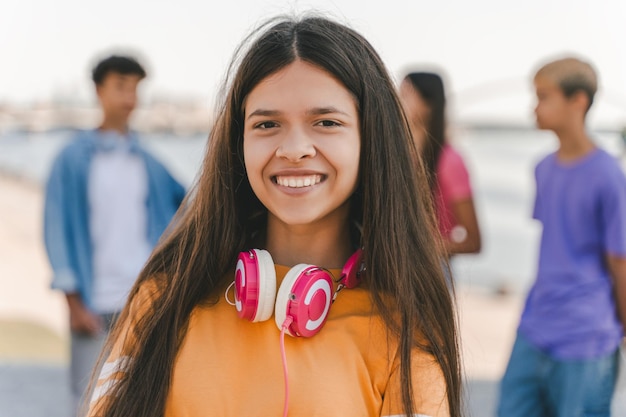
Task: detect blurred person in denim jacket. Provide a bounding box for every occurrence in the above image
[43,54,185,416]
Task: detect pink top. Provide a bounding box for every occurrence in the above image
[433,144,473,238]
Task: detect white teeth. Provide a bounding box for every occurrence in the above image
[276,175,321,188]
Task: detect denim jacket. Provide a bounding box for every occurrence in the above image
[43,129,186,310]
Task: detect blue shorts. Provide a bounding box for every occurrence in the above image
[497,331,619,417]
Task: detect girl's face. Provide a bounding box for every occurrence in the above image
[243,60,361,229]
[399,79,431,148]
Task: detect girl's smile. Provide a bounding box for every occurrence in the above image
[273,173,324,189]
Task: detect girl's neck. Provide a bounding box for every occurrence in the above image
[264,215,354,269]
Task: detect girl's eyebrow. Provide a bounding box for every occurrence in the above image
[247,106,350,120]
[305,106,350,116]
[246,109,281,120]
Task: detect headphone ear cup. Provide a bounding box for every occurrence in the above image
[253,249,277,322]
[275,265,334,337]
[234,249,276,322]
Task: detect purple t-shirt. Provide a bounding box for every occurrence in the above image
[520,148,626,359]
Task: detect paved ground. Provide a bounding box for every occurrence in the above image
[0,319,624,417]
[0,365,498,417]
[3,364,624,417]
[0,318,501,417]
[1,331,624,417]
[0,364,71,417]
[0,319,502,417]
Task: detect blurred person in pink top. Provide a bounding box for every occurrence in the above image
[400,71,481,256]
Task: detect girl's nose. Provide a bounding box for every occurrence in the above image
[275,130,316,161]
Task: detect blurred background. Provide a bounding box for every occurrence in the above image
[1,0,626,416]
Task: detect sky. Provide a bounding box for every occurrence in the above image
[2,0,626,127]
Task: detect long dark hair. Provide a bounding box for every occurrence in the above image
[93,15,461,417]
[405,72,447,189]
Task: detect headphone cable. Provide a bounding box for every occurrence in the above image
[280,316,293,417]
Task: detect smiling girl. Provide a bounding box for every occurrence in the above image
[87,15,462,417]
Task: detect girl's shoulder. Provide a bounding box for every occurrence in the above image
[438,143,467,167]
[125,276,167,321]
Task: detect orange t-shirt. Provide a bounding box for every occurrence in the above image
[90,265,449,417]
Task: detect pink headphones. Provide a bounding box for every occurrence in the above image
[233,249,363,337]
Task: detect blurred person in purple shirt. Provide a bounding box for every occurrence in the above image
[497,56,626,417]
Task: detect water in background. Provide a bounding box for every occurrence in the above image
[1,128,623,293]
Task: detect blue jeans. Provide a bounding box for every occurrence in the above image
[497,331,618,417]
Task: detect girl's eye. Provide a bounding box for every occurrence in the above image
[316,120,341,127]
[255,121,279,129]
